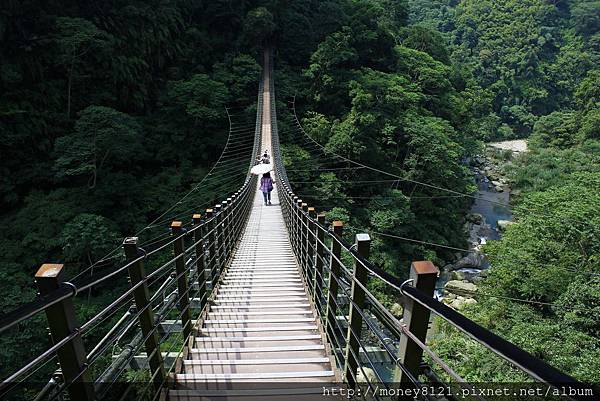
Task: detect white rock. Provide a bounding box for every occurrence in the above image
[357,367,378,383]
[497,220,515,231]
[445,280,478,296]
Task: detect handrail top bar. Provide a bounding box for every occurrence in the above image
[0,181,250,334]
[401,284,583,387]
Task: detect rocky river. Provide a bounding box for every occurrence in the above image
[439,140,527,310]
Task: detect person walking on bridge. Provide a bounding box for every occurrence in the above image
[260,172,274,205]
[261,150,270,164]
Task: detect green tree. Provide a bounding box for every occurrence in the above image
[168,74,229,123]
[53,17,109,117]
[571,1,600,37]
[243,7,276,45]
[484,172,600,303]
[55,106,142,188]
[530,111,578,148]
[555,278,600,337]
[60,213,120,265]
[400,25,450,63]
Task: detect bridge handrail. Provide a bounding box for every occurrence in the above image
[266,51,592,400]
[0,181,244,335]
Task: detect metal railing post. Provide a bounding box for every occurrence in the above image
[205,209,216,288]
[344,234,371,388]
[395,261,439,383]
[192,214,206,312]
[221,200,230,261]
[123,237,165,392]
[296,198,303,263]
[292,196,299,254]
[215,204,224,283]
[231,192,240,240]
[301,203,308,276]
[325,221,343,349]
[34,264,94,401]
[315,213,326,312]
[227,196,235,252]
[308,207,317,298]
[171,221,192,340]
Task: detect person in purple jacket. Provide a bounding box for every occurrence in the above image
[260,172,274,205]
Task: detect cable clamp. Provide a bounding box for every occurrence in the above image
[349,244,358,251]
[63,281,78,297]
[138,247,148,259]
[399,279,414,296]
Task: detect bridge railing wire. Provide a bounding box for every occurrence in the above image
[0,97,261,401]
[267,52,593,401]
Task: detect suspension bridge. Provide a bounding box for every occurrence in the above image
[0,50,595,401]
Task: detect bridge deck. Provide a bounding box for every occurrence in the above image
[170,184,335,398]
[169,51,335,400]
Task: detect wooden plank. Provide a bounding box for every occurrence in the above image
[209,309,311,315]
[189,345,324,353]
[184,358,330,365]
[210,304,310,309]
[200,326,317,333]
[204,318,314,324]
[195,335,321,342]
[176,371,335,380]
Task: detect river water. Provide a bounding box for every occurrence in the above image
[471,172,513,239]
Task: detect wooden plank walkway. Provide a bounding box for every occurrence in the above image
[169,51,336,400]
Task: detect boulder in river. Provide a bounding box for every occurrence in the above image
[357,367,378,383]
[497,220,515,231]
[445,280,478,296]
[451,268,482,282]
[453,253,486,270]
[466,213,484,224]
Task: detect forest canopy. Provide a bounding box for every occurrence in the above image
[0,0,598,394]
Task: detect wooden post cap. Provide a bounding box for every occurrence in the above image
[356,233,371,243]
[308,207,315,212]
[411,261,439,275]
[192,214,201,220]
[123,237,139,246]
[206,208,213,214]
[35,264,64,279]
[171,221,182,228]
[35,264,66,293]
[333,221,343,227]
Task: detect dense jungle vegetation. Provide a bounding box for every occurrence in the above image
[0,0,598,392]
